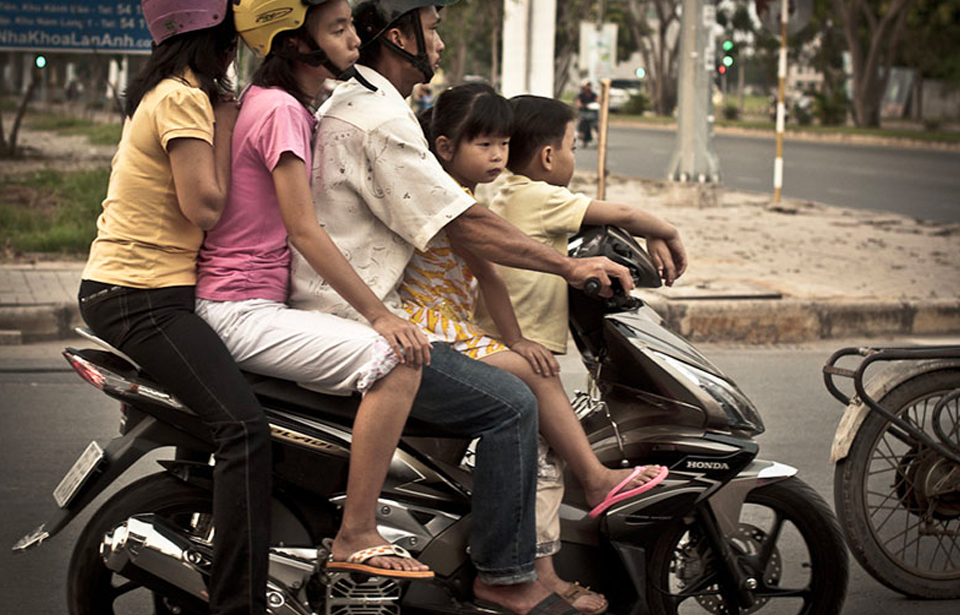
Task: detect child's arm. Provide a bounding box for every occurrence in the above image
[451,241,560,377]
[582,200,688,286]
[273,153,432,366]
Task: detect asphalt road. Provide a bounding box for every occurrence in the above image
[2,339,959,614]
[577,125,960,223]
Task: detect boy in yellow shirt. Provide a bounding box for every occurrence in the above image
[475,94,687,354]
[474,95,687,611]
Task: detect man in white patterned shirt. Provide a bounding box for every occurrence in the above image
[291,3,632,614]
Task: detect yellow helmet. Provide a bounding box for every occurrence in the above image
[234,0,333,58]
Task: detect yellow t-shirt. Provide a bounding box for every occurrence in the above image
[82,71,215,288]
[474,173,592,353]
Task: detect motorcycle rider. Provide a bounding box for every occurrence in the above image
[290,1,633,613]
[76,2,272,613]
[575,80,598,147]
[197,0,433,577]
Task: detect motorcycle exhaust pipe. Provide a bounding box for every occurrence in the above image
[101,514,212,609]
[101,514,317,615]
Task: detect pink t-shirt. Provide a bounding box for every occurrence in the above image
[196,86,316,301]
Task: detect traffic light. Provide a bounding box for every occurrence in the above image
[635,67,646,80]
[718,65,727,75]
[35,55,47,69]
[721,39,736,69]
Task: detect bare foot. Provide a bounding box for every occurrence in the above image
[330,529,429,573]
[473,578,552,615]
[584,465,664,509]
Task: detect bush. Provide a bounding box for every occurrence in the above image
[623,92,650,115]
[813,90,848,126]
[722,103,739,120]
[923,117,942,132]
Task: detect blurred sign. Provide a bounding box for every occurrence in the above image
[579,22,618,84]
[756,0,812,37]
[0,1,152,54]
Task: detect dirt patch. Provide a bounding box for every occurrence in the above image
[0,128,115,181]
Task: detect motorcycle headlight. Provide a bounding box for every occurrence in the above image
[651,350,765,435]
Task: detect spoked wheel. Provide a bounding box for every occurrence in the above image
[67,473,213,615]
[835,368,960,598]
[646,477,848,614]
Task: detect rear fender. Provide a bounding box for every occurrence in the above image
[829,360,960,463]
[12,415,211,552]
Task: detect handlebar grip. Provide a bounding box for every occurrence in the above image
[583,278,603,298]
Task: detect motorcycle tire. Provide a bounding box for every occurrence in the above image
[834,368,960,599]
[67,472,213,615]
[646,476,848,615]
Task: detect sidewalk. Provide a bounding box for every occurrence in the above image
[2,174,959,345]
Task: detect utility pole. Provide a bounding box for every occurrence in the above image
[501,0,556,97]
[667,0,721,184]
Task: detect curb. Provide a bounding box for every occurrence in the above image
[1,299,958,346]
[0,303,82,344]
[639,297,960,344]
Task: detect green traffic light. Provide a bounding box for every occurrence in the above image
[635,67,646,79]
[722,40,734,52]
[723,55,734,67]
[35,55,47,69]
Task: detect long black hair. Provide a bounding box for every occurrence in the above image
[123,11,237,118]
[248,27,315,109]
[419,82,513,157]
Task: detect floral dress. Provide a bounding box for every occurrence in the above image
[399,189,508,360]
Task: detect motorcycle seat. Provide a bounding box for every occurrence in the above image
[72,328,459,438]
[243,372,463,439]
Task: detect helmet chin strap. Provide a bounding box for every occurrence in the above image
[379,10,435,83]
[278,30,378,91]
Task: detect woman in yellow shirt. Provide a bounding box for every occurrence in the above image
[77,2,271,614]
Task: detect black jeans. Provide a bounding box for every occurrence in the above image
[79,281,272,615]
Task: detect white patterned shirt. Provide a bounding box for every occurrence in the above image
[289,65,475,322]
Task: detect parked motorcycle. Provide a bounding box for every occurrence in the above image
[824,345,960,599]
[14,225,848,615]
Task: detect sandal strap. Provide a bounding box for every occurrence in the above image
[345,543,414,564]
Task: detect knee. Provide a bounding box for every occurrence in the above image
[499,372,537,423]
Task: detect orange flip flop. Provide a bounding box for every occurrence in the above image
[326,543,435,579]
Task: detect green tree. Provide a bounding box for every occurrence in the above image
[615,0,682,116]
[898,0,960,85]
[832,0,919,127]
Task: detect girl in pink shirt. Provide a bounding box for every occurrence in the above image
[197,0,432,578]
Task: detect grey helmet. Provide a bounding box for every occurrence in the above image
[352,0,458,82]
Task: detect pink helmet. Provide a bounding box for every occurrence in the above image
[143,0,231,45]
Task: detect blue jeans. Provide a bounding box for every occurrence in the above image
[410,344,539,585]
[79,281,272,615]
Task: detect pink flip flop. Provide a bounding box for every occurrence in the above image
[588,465,669,518]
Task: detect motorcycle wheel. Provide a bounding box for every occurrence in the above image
[646,477,847,614]
[67,472,213,615]
[834,368,960,599]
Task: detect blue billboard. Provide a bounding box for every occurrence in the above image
[0,1,152,54]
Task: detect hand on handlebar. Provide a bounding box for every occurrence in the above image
[566,256,634,298]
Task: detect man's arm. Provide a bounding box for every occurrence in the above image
[445,204,634,294]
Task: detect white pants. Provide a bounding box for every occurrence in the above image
[196,298,399,395]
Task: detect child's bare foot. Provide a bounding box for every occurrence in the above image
[584,465,665,509]
[329,529,430,573]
